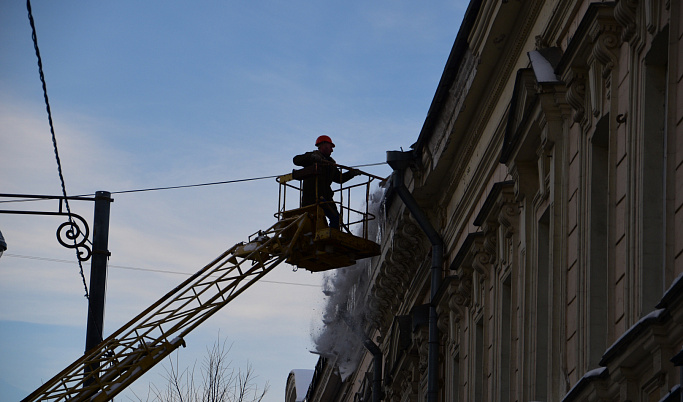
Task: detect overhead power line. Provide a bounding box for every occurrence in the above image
[4,253,321,288]
[109,174,281,195]
[107,162,387,195]
[0,162,388,203]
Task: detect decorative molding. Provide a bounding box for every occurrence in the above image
[471,234,494,280]
[498,202,519,269]
[368,218,428,332]
[437,306,450,335]
[556,3,621,125]
[644,0,660,34]
[537,85,571,147]
[564,68,588,124]
[536,144,553,201]
[614,0,638,42]
[414,326,430,373]
[509,161,540,203]
[452,0,545,189]
[588,14,621,77]
[386,358,419,402]
[498,198,519,234]
[535,34,551,50]
[587,14,621,114]
[500,69,538,164]
[448,276,473,321]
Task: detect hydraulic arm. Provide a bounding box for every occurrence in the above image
[22,214,308,402]
[22,167,381,401]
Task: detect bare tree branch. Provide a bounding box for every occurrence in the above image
[127,334,269,402]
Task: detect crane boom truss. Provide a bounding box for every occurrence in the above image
[22,214,308,402]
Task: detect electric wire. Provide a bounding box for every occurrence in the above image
[26,0,90,300]
[4,253,321,288]
[108,174,280,195]
[0,162,388,203]
[100,162,388,196]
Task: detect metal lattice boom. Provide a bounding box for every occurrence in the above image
[22,214,308,402]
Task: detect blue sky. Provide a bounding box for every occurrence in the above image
[0,1,466,401]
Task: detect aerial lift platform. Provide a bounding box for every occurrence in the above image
[22,164,382,402]
[272,163,381,271]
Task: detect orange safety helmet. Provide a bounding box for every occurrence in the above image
[315,135,335,148]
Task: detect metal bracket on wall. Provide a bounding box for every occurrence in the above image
[0,193,97,261]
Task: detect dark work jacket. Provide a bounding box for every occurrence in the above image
[293,150,356,206]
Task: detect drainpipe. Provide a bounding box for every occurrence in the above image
[386,150,443,402]
[341,314,383,402]
[363,338,383,402]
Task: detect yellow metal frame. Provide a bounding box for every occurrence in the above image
[276,166,381,272]
[23,215,307,402]
[23,168,382,401]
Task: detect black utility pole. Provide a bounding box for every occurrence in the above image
[0,191,113,362]
[85,191,112,354]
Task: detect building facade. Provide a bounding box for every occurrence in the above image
[299,0,683,400]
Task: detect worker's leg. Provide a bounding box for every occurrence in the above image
[320,200,340,229]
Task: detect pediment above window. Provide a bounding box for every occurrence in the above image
[500,69,539,164]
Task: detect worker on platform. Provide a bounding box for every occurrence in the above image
[293,135,360,229]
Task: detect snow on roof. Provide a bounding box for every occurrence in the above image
[562,367,608,401]
[600,307,669,366]
[657,271,683,309]
[528,49,562,83]
[658,384,680,402]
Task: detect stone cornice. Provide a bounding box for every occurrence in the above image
[446,0,545,190]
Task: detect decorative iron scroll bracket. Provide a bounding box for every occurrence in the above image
[0,193,99,261]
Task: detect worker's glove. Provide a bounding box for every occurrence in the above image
[310,152,325,163]
[351,169,362,177]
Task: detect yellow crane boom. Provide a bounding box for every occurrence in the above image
[22,168,381,401]
[22,214,308,402]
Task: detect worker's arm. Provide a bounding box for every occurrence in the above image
[333,168,361,184]
[293,151,325,167]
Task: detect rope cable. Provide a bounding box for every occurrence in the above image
[26,0,90,300]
